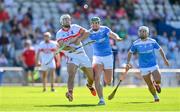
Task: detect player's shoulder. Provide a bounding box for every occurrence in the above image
[50,40,57,45]
[39,41,45,45]
[148,38,157,43]
[100,25,109,30]
[29,46,35,50]
[88,28,94,33]
[71,24,82,28]
[133,39,141,45]
[56,29,63,34]
[22,48,27,53]
[56,29,64,39]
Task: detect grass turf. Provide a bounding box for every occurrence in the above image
[0,86,180,111]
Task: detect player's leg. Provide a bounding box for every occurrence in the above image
[29,71,34,86]
[42,70,48,92]
[152,69,161,93]
[93,63,105,105]
[29,67,35,86]
[81,67,96,96]
[66,63,78,101]
[55,67,61,83]
[103,69,113,85]
[103,55,113,85]
[79,55,96,96]
[49,68,56,92]
[24,68,29,86]
[81,67,93,86]
[143,73,159,102]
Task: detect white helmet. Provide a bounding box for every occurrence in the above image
[60,14,71,26]
[138,26,149,36]
[44,32,51,38]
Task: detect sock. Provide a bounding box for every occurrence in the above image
[153,94,159,99]
[68,89,73,94]
[100,97,104,102]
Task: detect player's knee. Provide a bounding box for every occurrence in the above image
[147,83,155,90]
[155,80,161,84]
[68,70,76,76]
[105,79,112,85]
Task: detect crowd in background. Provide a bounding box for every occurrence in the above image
[0,0,180,69]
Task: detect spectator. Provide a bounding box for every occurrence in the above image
[21,40,36,86]
[171,30,177,41]
[128,21,138,36]
[41,20,51,33]
[0,53,8,66]
[115,7,127,19]
[0,29,9,57]
[21,15,31,28]
[0,5,10,22]
[11,29,23,66]
[58,0,74,13]
[26,7,33,22]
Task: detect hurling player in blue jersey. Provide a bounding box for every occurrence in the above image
[126,26,169,102]
[89,17,122,105]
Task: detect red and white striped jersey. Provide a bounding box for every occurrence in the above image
[56,24,86,57]
[37,40,57,65]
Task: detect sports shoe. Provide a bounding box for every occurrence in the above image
[51,88,56,92]
[42,88,46,92]
[98,100,105,105]
[154,98,160,102]
[86,84,96,96]
[66,92,73,102]
[153,81,161,93]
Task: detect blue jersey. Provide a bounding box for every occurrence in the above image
[89,26,112,56]
[130,38,161,68]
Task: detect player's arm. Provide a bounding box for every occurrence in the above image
[159,48,169,66]
[35,50,40,66]
[126,43,136,70]
[55,53,60,67]
[73,28,90,45]
[126,51,133,71]
[57,40,75,51]
[109,31,122,41]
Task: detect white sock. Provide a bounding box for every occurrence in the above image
[100,97,104,102]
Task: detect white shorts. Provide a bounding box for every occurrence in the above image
[140,65,159,76]
[40,61,56,71]
[92,55,113,69]
[67,55,92,68]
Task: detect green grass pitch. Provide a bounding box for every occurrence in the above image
[0,86,180,111]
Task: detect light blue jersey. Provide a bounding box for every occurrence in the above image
[130,38,161,68]
[89,26,112,56]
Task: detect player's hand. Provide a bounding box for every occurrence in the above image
[73,38,81,45]
[36,62,41,67]
[56,62,60,68]
[125,63,132,72]
[117,38,123,41]
[68,46,76,53]
[164,59,169,66]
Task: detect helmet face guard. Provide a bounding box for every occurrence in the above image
[60,14,71,28]
[90,17,101,24]
[90,17,101,31]
[138,26,149,39]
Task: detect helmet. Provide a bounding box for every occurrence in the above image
[90,17,101,23]
[60,14,71,26]
[44,32,51,38]
[138,26,149,36]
